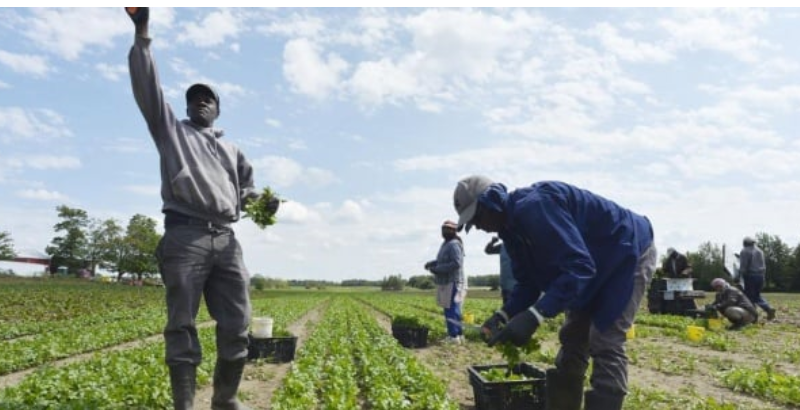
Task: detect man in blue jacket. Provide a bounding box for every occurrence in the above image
[454,175,656,410]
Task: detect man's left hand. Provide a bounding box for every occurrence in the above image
[488,308,539,347]
[265,197,280,214]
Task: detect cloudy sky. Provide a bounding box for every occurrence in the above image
[1,7,799,281]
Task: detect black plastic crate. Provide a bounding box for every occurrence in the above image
[468,363,546,410]
[247,334,297,363]
[391,325,429,348]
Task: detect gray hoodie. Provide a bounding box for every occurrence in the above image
[128,36,257,225]
[739,244,766,276]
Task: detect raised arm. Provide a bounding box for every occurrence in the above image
[126,7,176,140]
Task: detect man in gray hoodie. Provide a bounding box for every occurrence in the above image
[126,7,276,410]
[739,236,776,320]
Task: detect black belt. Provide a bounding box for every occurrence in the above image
[164,211,230,231]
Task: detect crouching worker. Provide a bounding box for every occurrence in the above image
[454,176,656,410]
[707,278,758,331]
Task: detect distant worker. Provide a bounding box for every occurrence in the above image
[738,236,776,320]
[425,220,467,344]
[707,278,758,330]
[484,236,517,304]
[662,248,692,278]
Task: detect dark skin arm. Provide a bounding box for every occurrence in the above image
[125,7,149,37]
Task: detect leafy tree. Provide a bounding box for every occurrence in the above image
[686,241,725,290]
[46,205,90,275]
[407,275,435,289]
[118,214,160,281]
[86,218,124,277]
[381,274,405,291]
[788,243,800,292]
[754,233,792,292]
[0,230,14,260]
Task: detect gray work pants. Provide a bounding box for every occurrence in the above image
[723,306,756,325]
[156,224,251,366]
[554,244,657,396]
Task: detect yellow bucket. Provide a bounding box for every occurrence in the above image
[625,324,636,340]
[463,313,475,325]
[707,318,723,331]
[686,325,705,342]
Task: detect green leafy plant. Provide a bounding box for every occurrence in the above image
[243,187,280,229]
[496,338,541,371]
[391,315,426,328]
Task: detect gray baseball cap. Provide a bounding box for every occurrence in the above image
[453,175,493,232]
[186,83,220,107]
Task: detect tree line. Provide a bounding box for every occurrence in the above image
[1,205,160,282]
[683,232,800,292]
[4,214,800,292]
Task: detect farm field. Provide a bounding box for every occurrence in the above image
[0,277,798,409]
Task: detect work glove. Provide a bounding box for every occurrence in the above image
[481,310,508,341]
[265,197,280,215]
[488,308,540,347]
[124,7,149,26]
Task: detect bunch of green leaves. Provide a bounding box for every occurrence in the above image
[391,315,425,328]
[480,367,527,382]
[496,338,541,370]
[244,187,280,229]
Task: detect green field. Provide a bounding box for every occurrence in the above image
[0,277,798,409]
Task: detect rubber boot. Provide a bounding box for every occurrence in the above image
[211,358,250,410]
[545,368,584,410]
[767,308,776,321]
[168,364,196,410]
[584,389,624,410]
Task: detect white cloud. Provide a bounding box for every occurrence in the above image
[0,50,51,76]
[404,9,540,81]
[177,9,242,48]
[258,13,325,38]
[659,8,772,63]
[348,58,420,107]
[282,38,349,100]
[16,188,68,201]
[252,155,337,188]
[274,200,321,224]
[593,22,674,63]
[334,9,394,50]
[0,108,72,143]
[20,8,129,61]
[265,118,281,128]
[2,155,81,170]
[335,200,365,223]
[95,63,127,81]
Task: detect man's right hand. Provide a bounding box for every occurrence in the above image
[481,310,508,340]
[125,7,149,26]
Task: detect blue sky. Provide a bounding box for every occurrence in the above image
[2,7,800,281]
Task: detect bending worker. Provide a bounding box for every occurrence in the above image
[454,176,655,410]
[707,278,758,330]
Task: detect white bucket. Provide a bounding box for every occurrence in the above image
[665,278,693,291]
[251,317,273,338]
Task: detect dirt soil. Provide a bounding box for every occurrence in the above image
[193,304,324,409]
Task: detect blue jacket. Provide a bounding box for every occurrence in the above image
[499,245,516,292]
[483,181,653,331]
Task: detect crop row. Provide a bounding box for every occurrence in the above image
[272,296,459,409]
[0,293,325,409]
